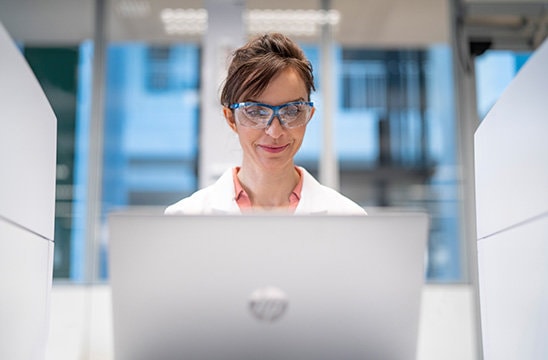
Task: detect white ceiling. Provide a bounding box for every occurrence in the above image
[0,0,545,49]
[0,0,449,47]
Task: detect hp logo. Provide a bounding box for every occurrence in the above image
[248,286,289,322]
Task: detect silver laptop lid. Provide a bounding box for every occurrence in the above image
[109,213,428,360]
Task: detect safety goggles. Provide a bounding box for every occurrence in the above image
[229,101,314,129]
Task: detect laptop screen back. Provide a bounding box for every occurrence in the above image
[109,213,428,360]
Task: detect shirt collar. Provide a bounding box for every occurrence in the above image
[232,167,303,210]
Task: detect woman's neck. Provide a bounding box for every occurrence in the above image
[237,164,300,208]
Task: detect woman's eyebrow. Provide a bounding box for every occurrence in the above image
[244,98,306,105]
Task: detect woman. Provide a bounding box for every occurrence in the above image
[166,33,365,215]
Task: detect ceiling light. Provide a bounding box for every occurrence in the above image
[116,0,151,19]
[159,8,340,36]
[160,8,207,35]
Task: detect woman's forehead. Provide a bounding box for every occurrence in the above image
[240,68,308,104]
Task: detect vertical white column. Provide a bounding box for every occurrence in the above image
[449,0,483,359]
[84,0,107,283]
[199,0,245,188]
[318,0,340,190]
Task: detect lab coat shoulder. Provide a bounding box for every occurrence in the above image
[296,168,367,215]
[164,169,239,215]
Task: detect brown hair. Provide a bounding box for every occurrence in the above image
[220,33,316,107]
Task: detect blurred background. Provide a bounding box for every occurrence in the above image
[4,0,535,284]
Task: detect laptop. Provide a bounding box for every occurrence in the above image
[108,212,428,360]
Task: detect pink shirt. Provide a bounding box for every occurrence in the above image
[232,167,303,212]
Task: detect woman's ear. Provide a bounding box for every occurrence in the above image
[223,107,237,132]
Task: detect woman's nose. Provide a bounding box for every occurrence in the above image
[264,116,285,138]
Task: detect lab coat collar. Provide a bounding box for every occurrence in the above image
[294,167,328,215]
[209,168,242,214]
[208,167,328,215]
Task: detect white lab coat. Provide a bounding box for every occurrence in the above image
[165,167,366,215]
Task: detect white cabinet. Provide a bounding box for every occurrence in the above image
[0,23,56,240]
[475,38,548,360]
[477,216,548,359]
[0,220,54,360]
[0,22,56,360]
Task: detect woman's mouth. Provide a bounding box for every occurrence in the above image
[258,144,289,153]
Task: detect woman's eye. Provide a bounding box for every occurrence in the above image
[284,106,300,117]
[245,107,269,117]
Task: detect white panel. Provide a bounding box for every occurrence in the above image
[198,1,244,187]
[46,286,89,360]
[417,285,477,360]
[474,38,548,239]
[477,215,548,360]
[0,219,54,360]
[0,22,57,240]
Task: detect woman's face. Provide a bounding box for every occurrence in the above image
[224,67,315,173]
